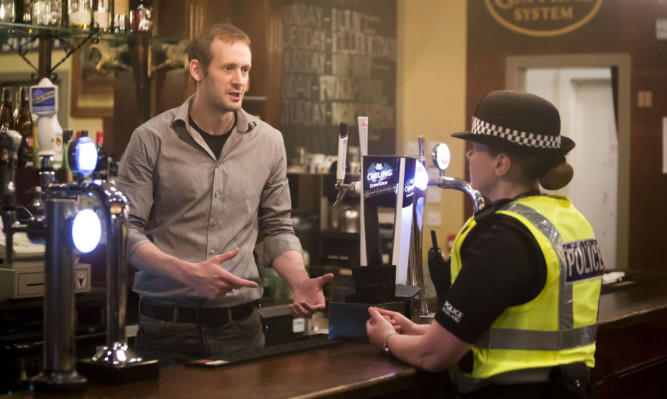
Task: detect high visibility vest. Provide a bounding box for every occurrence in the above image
[449,195,604,392]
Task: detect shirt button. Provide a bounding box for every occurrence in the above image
[210,249,215,254]
[214,192,220,197]
[212,221,218,227]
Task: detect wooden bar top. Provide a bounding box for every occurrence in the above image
[1,272,665,399]
[1,343,445,399]
[597,272,667,330]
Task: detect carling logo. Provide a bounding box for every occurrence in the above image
[367,162,393,189]
[404,178,415,197]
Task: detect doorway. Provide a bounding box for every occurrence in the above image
[506,54,631,270]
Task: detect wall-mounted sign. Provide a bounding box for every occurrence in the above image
[485,0,604,37]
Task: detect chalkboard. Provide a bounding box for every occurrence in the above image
[280,0,397,162]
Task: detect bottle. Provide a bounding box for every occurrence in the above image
[62,129,72,167]
[15,86,34,168]
[1,87,15,130]
[92,0,110,31]
[32,121,39,167]
[95,130,103,152]
[129,0,152,33]
[68,0,91,29]
[93,130,108,179]
[62,129,73,180]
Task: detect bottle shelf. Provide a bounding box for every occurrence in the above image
[0,21,129,42]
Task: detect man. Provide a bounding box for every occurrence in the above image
[116,23,333,364]
[367,91,602,398]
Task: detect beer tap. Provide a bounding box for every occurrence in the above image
[30,78,61,193]
[410,141,484,319]
[333,119,369,210]
[28,136,158,392]
[408,136,430,317]
[430,143,485,211]
[28,137,98,394]
[333,123,354,209]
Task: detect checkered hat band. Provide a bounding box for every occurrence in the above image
[471,117,561,149]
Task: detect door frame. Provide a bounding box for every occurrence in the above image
[505,53,631,270]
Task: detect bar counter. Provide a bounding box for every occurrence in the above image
[1,272,665,399]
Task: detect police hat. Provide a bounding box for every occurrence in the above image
[452,90,575,156]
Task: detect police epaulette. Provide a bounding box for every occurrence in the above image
[473,198,513,225]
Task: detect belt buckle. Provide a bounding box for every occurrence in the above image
[173,307,180,323]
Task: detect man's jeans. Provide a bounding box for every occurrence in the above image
[135,307,265,365]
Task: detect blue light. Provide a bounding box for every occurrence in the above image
[415,161,429,190]
[68,137,98,177]
[71,209,101,253]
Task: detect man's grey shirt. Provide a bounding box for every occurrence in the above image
[116,97,302,308]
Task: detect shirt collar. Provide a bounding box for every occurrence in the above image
[172,95,257,135]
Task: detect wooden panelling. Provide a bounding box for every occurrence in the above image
[466,0,667,271]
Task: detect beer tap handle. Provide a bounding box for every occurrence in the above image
[357,117,368,157]
[418,135,425,165]
[336,123,348,184]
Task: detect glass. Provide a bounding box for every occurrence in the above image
[113,0,128,32]
[32,0,62,26]
[68,0,91,29]
[0,0,14,22]
[92,0,109,31]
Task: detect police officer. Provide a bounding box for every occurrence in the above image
[366,90,603,398]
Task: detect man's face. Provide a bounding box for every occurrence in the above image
[196,38,251,113]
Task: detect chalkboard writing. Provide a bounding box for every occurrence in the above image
[281,0,397,162]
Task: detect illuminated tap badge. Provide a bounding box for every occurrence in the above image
[404,178,415,198]
[30,86,57,114]
[367,162,394,189]
[562,239,605,283]
[363,156,401,200]
[485,0,603,37]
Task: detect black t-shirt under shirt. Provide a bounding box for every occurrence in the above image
[435,192,547,345]
[189,115,234,159]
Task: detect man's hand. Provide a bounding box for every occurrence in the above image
[290,273,334,318]
[185,247,259,299]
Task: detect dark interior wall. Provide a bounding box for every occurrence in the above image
[112,0,397,164]
[466,0,667,270]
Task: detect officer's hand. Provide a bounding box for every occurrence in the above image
[374,307,421,335]
[366,307,398,351]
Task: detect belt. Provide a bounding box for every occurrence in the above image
[139,299,258,327]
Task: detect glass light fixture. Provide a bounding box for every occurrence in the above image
[68,136,98,176]
[71,209,102,253]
